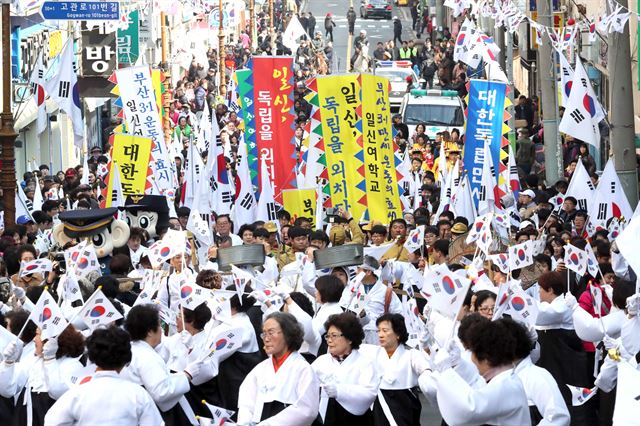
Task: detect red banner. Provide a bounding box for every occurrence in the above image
[251,57,296,203]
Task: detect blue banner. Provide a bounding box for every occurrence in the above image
[463,79,506,209]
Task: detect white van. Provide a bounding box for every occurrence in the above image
[399,89,466,140]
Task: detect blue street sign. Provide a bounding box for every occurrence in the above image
[40,1,120,21]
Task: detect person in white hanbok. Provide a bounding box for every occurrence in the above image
[311,275,345,357]
[536,271,593,424]
[0,313,85,426]
[432,318,532,426]
[365,313,430,426]
[237,312,320,426]
[502,317,570,426]
[311,313,378,425]
[44,326,163,426]
[339,256,402,344]
[120,304,202,425]
[158,303,221,419]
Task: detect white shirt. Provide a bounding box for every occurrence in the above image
[536,295,574,330]
[237,351,319,426]
[311,349,378,420]
[0,341,37,398]
[361,344,429,390]
[339,279,403,331]
[435,367,532,426]
[119,340,190,411]
[514,356,570,426]
[572,307,625,343]
[44,371,163,426]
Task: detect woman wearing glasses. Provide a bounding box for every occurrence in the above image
[237,312,320,426]
[311,313,378,425]
[471,290,496,319]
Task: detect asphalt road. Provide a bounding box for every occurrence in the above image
[304,0,418,73]
[299,2,444,421]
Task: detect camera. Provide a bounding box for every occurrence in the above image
[53,253,67,275]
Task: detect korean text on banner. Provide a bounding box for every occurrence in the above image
[463,79,506,209]
[361,74,402,222]
[282,188,317,226]
[115,66,173,194]
[117,10,139,66]
[251,57,296,202]
[317,75,366,222]
[106,134,153,203]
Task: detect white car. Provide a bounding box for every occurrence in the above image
[374,61,420,111]
[399,89,466,140]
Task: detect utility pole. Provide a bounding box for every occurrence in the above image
[435,0,444,38]
[218,0,226,97]
[249,0,256,51]
[608,0,639,208]
[536,0,561,184]
[0,0,18,225]
[268,0,275,54]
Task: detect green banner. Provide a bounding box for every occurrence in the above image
[117,10,139,66]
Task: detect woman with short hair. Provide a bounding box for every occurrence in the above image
[44,326,163,425]
[432,319,532,425]
[311,275,345,356]
[237,312,320,425]
[368,313,430,426]
[119,304,201,424]
[311,313,377,425]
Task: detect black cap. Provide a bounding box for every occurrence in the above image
[59,207,117,238]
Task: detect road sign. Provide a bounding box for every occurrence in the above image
[40,1,120,21]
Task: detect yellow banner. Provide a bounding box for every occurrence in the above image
[49,31,63,59]
[316,75,365,222]
[106,133,153,205]
[282,188,317,226]
[360,74,402,222]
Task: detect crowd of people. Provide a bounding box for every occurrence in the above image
[1,3,639,426]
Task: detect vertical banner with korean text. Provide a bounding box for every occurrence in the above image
[282,188,317,226]
[316,75,365,222]
[463,79,506,208]
[115,66,173,194]
[106,134,153,204]
[117,10,140,66]
[251,57,296,202]
[361,74,402,222]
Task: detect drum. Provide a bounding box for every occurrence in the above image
[217,245,266,272]
[314,244,364,270]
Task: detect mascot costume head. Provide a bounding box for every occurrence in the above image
[53,207,130,274]
[124,195,170,240]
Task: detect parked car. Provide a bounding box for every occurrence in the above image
[360,0,392,19]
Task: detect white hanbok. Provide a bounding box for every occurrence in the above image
[44,371,163,426]
[514,356,570,426]
[237,351,320,426]
[119,340,190,412]
[434,367,532,426]
[361,344,430,425]
[311,349,378,422]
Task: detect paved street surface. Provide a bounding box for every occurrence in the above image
[304,0,417,73]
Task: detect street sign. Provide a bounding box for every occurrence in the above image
[40,1,120,21]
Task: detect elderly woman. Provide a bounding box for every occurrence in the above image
[45,326,162,424]
[237,312,320,426]
[311,313,378,425]
[367,313,430,426]
[432,319,531,425]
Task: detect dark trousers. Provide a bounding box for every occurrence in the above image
[348,23,355,35]
[326,27,334,42]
